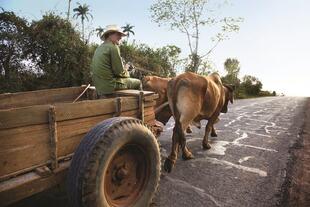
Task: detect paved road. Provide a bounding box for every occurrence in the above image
[9,97,308,207]
[153,96,308,207]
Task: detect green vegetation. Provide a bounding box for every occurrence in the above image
[0,5,275,98]
[0,10,180,93]
[73,3,93,42]
[0,11,91,93]
[150,0,243,73]
[222,58,276,98]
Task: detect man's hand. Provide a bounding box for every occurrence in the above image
[124,63,130,71]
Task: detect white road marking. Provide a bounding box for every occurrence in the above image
[224,119,236,127]
[238,156,254,164]
[193,157,267,177]
[165,176,222,207]
[197,141,230,156]
[235,143,278,152]
[233,132,248,144]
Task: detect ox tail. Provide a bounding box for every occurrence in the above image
[167,78,190,122]
[167,78,176,119]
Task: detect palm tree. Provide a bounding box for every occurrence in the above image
[73,3,93,42]
[122,23,135,40]
[96,26,104,39]
[67,0,72,20]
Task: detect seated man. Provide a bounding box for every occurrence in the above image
[90,24,141,97]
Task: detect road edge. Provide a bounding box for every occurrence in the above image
[279,97,310,206]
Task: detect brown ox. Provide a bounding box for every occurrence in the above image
[143,76,207,133]
[143,76,220,134]
[142,76,172,125]
[164,72,234,172]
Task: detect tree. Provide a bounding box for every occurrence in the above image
[150,0,242,73]
[30,13,91,88]
[120,42,181,78]
[240,75,262,96]
[96,26,104,39]
[122,23,135,41]
[73,3,93,42]
[67,0,72,20]
[223,58,240,83]
[224,58,240,77]
[0,10,34,92]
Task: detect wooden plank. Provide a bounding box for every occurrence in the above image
[139,91,145,122]
[0,124,51,178]
[114,90,159,102]
[144,94,159,101]
[55,97,156,122]
[114,90,155,96]
[0,97,156,130]
[114,97,122,117]
[57,107,155,157]
[0,161,69,206]
[0,105,50,130]
[57,113,114,156]
[48,106,58,169]
[144,112,156,123]
[0,86,86,110]
[121,107,154,117]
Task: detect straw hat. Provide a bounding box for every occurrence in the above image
[102,24,127,40]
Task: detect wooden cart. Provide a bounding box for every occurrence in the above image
[0,86,161,207]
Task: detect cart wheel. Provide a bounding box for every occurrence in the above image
[67,117,161,207]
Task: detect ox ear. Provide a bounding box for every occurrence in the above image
[230,96,234,104]
[224,84,235,92]
[223,84,234,104]
[142,76,151,86]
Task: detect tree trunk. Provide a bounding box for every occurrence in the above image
[187,53,200,73]
[67,0,71,20]
[82,19,84,42]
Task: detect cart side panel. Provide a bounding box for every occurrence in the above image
[56,98,156,158]
[0,86,87,110]
[57,113,114,157]
[0,124,51,178]
[0,105,50,130]
[54,97,155,121]
[0,95,157,180]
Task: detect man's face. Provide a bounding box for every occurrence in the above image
[109,32,123,45]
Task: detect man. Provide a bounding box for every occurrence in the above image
[90,25,141,97]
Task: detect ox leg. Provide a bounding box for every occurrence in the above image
[211,117,220,137]
[211,126,218,137]
[203,116,219,150]
[164,122,181,173]
[180,123,194,160]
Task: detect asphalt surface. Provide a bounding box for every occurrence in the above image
[153,96,308,207]
[9,97,308,207]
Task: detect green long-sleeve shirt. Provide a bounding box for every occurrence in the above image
[90,41,129,95]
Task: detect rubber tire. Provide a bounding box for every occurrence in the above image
[67,117,161,207]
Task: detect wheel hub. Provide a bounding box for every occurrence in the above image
[103,144,149,207]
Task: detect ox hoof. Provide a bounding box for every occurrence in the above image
[186,127,193,134]
[182,152,194,160]
[211,132,218,137]
[164,158,175,173]
[202,142,212,150]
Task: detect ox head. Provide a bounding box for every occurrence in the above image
[221,84,235,113]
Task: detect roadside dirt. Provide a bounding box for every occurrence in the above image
[281,97,310,206]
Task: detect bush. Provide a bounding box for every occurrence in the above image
[120,41,180,78]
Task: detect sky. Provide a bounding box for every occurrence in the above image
[1,0,310,96]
